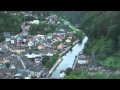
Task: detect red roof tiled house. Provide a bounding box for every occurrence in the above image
[75,63,81,68]
[27,38,32,42]
[55,37,62,41]
[57,45,63,50]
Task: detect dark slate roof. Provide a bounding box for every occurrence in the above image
[17,69,30,77]
[29,62,42,72]
[7,69,18,76]
[41,48,55,55]
[0,51,5,54]
[0,69,5,79]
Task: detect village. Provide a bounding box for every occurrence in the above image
[0,13,81,79]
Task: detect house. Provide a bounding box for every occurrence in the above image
[0,59,9,64]
[0,63,5,69]
[35,35,44,39]
[46,53,53,56]
[10,47,25,54]
[22,38,27,45]
[28,41,34,47]
[25,53,41,59]
[16,36,22,45]
[0,51,5,55]
[25,53,35,59]
[27,38,32,42]
[5,36,11,42]
[55,36,62,41]
[41,48,55,56]
[37,45,45,50]
[77,54,90,65]
[57,28,67,34]
[10,37,17,45]
[0,69,5,79]
[3,32,10,38]
[74,54,90,69]
[14,69,30,79]
[78,60,89,65]
[75,63,81,68]
[41,69,49,78]
[6,69,18,79]
[57,45,63,50]
[65,39,71,43]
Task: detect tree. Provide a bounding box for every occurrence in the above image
[108,74,120,79]
[63,75,79,79]
[70,69,82,76]
[90,73,107,79]
[65,67,72,75]
[42,56,50,65]
[6,63,10,68]
[76,31,84,42]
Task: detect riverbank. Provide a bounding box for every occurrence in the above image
[72,51,83,69]
[46,39,80,78]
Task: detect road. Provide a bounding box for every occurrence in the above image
[18,23,29,36]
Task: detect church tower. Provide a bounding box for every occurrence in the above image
[90,51,96,68]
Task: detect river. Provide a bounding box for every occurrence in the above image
[51,36,88,78]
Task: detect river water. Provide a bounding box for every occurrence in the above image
[51,36,88,78]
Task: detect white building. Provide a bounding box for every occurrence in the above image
[5,38,11,42]
[30,20,39,24]
[60,72,66,78]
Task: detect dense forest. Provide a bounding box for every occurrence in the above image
[79,11,120,70]
[0,11,23,41]
[58,11,120,70]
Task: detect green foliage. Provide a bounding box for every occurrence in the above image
[0,11,23,41]
[45,52,59,69]
[65,67,72,75]
[29,22,57,35]
[63,69,89,79]
[73,11,120,68]
[75,31,84,41]
[90,73,107,79]
[42,56,50,66]
[63,75,79,79]
[70,69,82,76]
[108,74,120,79]
[100,56,120,70]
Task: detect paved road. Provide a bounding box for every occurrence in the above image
[18,23,29,36]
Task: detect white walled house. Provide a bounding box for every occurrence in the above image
[28,41,34,47]
[5,38,11,42]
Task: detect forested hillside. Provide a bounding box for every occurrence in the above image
[79,11,120,70]
[0,11,23,41]
[61,11,120,70]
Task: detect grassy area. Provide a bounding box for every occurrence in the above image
[99,56,120,70]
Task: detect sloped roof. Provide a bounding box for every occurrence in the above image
[57,45,63,49]
[65,39,71,43]
[37,45,45,50]
[55,37,62,41]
